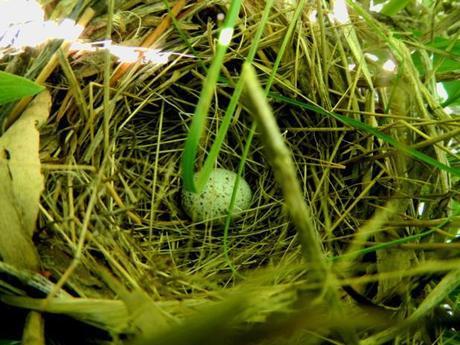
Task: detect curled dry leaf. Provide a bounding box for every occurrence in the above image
[0,91,51,270]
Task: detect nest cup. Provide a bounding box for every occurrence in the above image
[3,0,454,343]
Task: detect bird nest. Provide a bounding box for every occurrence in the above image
[0,0,459,344]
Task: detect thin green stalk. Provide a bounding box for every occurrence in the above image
[220,0,276,276]
[241,62,327,276]
[181,0,242,193]
[197,1,274,195]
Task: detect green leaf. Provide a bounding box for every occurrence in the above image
[433,55,460,74]
[442,80,460,107]
[269,93,460,178]
[429,37,460,54]
[411,36,460,75]
[0,71,44,105]
[381,0,411,16]
[452,200,460,215]
[411,51,425,75]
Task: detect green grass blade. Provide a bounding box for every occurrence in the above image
[0,71,44,105]
[270,93,460,178]
[197,0,275,195]
[193,0,276,276]
[181,0,242,193]
[331,229,436,262]
[332,206,459,262]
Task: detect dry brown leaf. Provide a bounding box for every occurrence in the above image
[0,91,51,270]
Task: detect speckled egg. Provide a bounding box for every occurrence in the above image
[182,168,252,223]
